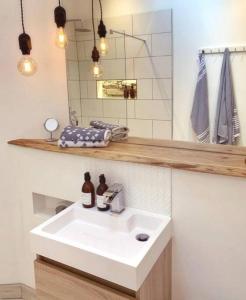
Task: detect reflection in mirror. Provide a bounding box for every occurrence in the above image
[65,9,173,140]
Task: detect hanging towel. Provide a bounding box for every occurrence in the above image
[213,48,240,145]
[191,52,210,143]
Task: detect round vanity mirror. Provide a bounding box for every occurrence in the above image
[44,118,59,142]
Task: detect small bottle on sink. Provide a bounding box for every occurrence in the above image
[81,172,95,208]
[96,174,110,211]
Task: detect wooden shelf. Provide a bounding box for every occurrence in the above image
[8,138,246,178]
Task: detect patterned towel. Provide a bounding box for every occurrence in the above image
[213,48,240,145]
[191,52,210,143]
[90,121,129,141]
[58,126,111,148]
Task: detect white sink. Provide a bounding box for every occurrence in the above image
[30,201,171,291]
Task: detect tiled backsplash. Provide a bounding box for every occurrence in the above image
[66,10,173,139]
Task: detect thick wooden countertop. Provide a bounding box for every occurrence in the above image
[8,138,246,178]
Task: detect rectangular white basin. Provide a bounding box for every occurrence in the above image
[30,201,171,291]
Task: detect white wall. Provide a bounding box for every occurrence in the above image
[0,0,68,284]
[172,170,246,300]
[9,146,171,287]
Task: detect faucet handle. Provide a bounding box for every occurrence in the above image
[103,184,123,204]
[102,184,125,213]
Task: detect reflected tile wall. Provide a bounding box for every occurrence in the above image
[66,10,173,139]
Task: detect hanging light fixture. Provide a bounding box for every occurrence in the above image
[91,0,102,78]
[54,0,67,48]
[97,0,108,56]
[17,0,37,76]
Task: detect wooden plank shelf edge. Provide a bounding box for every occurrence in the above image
[8,138,246,178]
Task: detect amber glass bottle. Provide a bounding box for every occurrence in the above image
[81,172,95,208]
[130,84,136,99]
[96,174,109,211]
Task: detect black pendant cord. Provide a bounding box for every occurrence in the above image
[92,0,96,47]
[58,0,61,6]
[20,0,25,33]
[98,0,103,21]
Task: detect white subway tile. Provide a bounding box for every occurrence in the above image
[137,79,153,99]
[79,61,92,80]
[103,100,127,118]
[125,35,151,58]
[101,59,125,79]
[104,15,133,37]
[66,41,78,60]
[127,100,135,118]
[133,10,172,35]
[153,79,172,99]
[80,81,88,99]
[77,42,86,60]
[134,56,172,79]
[119,119,127,126]
[87,81,97,98]
[128,119,153,138]
[126,58,134,79]
[67,81,80,99]
[81,100,103,117]
[84,40,94,60]
[115,37,125,59]
[153,121,172,139]
[152,33,172,56]
[67,61,79,80]
[135,100,172,120]
[66,22,75,41]
[115,35,151,59]
[69,100,81,116]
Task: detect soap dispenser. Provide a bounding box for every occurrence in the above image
[81,172,95,208]
[96,174,110,211]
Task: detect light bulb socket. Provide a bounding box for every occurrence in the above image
[91,46,100,62]
[19,33,32,55]
[97,20,107,38]
[54,6,66,28]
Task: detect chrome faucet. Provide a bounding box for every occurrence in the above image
[103,184,125,214]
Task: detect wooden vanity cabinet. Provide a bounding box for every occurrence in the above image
[34,242,171,300]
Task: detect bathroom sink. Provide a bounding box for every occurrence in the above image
[30,201,171,291]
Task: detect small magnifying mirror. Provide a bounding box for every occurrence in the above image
[44,118,59,142]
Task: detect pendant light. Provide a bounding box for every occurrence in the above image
[97,0,108,56]
[91,0,102,78]
[54,0,67,48]
[17,0,37,76]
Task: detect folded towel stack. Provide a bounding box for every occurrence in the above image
[90,121,129,141]
[58,126,111,148]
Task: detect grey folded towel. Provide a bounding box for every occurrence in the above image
[191,52,210,143]
[58,126,111,148]
[90,121,129,141]
[213,48,240,145]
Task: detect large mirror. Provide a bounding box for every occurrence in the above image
[63,0,246,146]
[65,5,173,140]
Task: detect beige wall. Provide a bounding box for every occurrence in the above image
[0,0,68,283]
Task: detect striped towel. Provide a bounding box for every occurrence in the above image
[191,52,210,143]
[213,48,240,145]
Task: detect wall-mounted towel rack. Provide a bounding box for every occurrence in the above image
[199,46,246,55]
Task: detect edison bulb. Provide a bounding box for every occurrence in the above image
[99,37,109,56]
[17,55,37,76]
[55,27,67,48]
[91,62,103,78]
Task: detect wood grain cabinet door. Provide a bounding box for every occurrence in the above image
[35,260,136,300]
